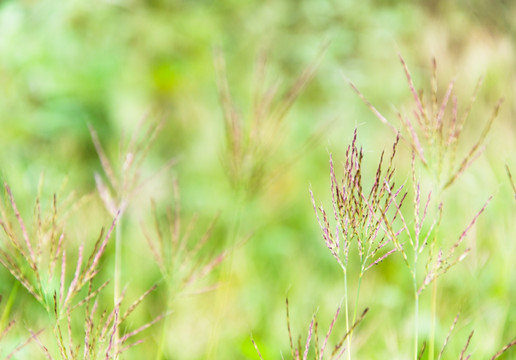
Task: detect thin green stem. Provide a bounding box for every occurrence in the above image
[113,218,123,360]
[413,252,418,360]
[343,269,351,360]
[414,289,419,360]
[155,285,175,360]
[348,270,363,349]
[353,272,363,323]
[206,191,244,359]
[428,184,443,360]
[429,280,437,359]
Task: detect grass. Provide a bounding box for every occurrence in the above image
[254,56,516,359]
[1,3,516,358]
[1,57,515,359]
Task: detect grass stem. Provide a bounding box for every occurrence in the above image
[206,192,243,359]
[429,280,437,359]
[0,282,19,331]
[414,290,419,360]
[343,270,351,360]
[413,252,418,360]
[114,218,123,360]
[349,271,363,351]
[155,286,174,360]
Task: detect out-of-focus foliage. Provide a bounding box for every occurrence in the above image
[0,0,515,359]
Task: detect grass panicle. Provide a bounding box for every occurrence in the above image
[254,299,367,360]
[143,179,230,298]
[51,283,162,360]
[310,129,404,357]
[376,150,491,359]
[350,55,503,191]
[310,129,404,274]
[0,183,161,358]
[89,117,175,218]
[143,179,235,360]
[90,117,175,358]
[346,56,502,359]
[0,183,118,317]
[0,48,514,360]
[214,43,329,195]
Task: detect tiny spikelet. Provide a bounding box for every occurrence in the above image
[319,305,340,359]
[120,284,157,325]
[251,336,265,360]
[286,298,295,359]
[302,317,314,360]
[506,165,516,199]
[491,337,516,359]
[438,312,460,360]
[5,184,36,267]
[331,307,369,359]
[460,330,474,360]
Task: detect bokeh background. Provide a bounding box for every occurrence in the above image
[0,0,515,359]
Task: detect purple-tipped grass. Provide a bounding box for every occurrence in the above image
[143,179,232,359]
[311,123,492,359]
[214,44,328,196]
[0,183,118,317]
[377,152,491,359]
[255,298,368,360]
[438,311,460,360]
[459,330,474,360]
[0,174,163,359]
[52,282,162,360]
[350,55,503,192]
[90,117,175,358]
[310,129,404,358]
[90,117,175,219]
[143,180,229,297]
[348,56,501,359]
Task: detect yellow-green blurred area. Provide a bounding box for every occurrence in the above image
[0,0,516,359]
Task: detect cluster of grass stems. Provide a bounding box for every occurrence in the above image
[0,117,231,359]
[0,52,515,360]
[254,55,516,359]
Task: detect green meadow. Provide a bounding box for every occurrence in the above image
[0,1,515,359]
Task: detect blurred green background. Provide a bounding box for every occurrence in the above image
[0,0,515,359]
